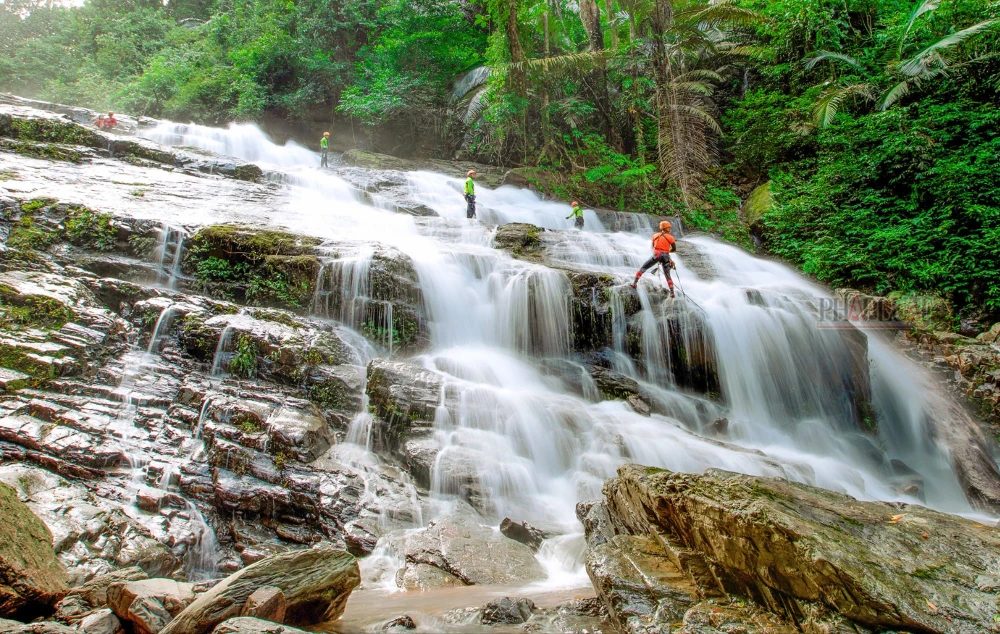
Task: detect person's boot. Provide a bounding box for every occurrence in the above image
[630,273,640,289]
[669,287,676,299]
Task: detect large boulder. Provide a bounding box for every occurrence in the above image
[0,482,68,619]
[593,464,1000,634]
[159,547,359,634]
[385,512,545,587]
[210,618,310,634]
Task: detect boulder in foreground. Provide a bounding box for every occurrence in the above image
[588,464,1000,634]
[160,547,359,634]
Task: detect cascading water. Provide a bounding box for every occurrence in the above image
[138,119,988,595]
[154,226,186,289]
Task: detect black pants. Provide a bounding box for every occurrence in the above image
[320,150,329,167]
[465,194,476,218]
[638,253,672,275]
[574,215,584,228]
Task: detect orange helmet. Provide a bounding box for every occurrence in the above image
[571,200,579,206]
[323,131,330,136]
[660,220,672,231]
[467,170,476,177]
[108,111,114,116]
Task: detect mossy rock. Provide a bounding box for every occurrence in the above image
[179,313,219,361]
[0,113,102,148]
[0,139,86,163]
[0,481,69,619]
[493,223,545,261]
[190,225,322,260]
[186,225,323,310]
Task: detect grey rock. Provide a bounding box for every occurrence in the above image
[210,618,309,634]
[389,512,545,586]
[78,609,123,634]
[479,597,536,625]
[498,518,554,552]
[381,615,416,630]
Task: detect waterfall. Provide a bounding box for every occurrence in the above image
[140,119,988,585]
[154,226,186,289]
[146,305,177,355]
[210,325,235,377]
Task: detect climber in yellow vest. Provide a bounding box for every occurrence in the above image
[320,131,330,168]
[566,201,584,229]
[464,170,477,218]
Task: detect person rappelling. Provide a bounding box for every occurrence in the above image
[464,170,477,218]
[566,200,584,228]
[631,220,676,298]
[320,131,330,168]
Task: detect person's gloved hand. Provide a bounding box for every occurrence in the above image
[670,260,677,269]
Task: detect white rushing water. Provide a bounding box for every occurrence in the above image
[138,121,983,590]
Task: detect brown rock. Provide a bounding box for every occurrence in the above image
[107,579,195,634]
[239,587,285,622]
[54,567,148,620]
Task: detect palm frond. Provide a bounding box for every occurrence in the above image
[881,79,916,110]
[719,44,775,61]
[899,20,998,76]
[812,83,874,128]
[804,50,863,71]
[901,0,940,53]
[674,69,725,83]
[511,50,612,73]
[672,81,715,96]
[742,180,772,225]
[680,0,766,28]
[667,103,724,134]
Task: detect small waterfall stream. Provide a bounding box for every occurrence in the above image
[136,120,985,598]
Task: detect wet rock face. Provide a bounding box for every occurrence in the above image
[0,481,69,619]
[0,466,182,585]
[0,102,260,182]
[591,464,1000,634]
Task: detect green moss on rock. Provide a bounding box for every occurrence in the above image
[0,481,69,619]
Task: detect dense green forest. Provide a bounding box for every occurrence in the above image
[1,0,998,320]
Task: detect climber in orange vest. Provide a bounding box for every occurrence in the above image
[631,220,676,297]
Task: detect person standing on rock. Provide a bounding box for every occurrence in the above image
[631,220,676,298]
[320,131,330,168]
[566,201,584,229]
[464,170,477,218]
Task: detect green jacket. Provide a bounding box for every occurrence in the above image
[320,137,329,149]
[464,177,475,196]
[566,205,583,219]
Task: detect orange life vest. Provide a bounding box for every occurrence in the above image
[651,231,675,256]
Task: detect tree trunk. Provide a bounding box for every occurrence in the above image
[503,0,527,93]
[604,0,617,48]
[579,0,604,51]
